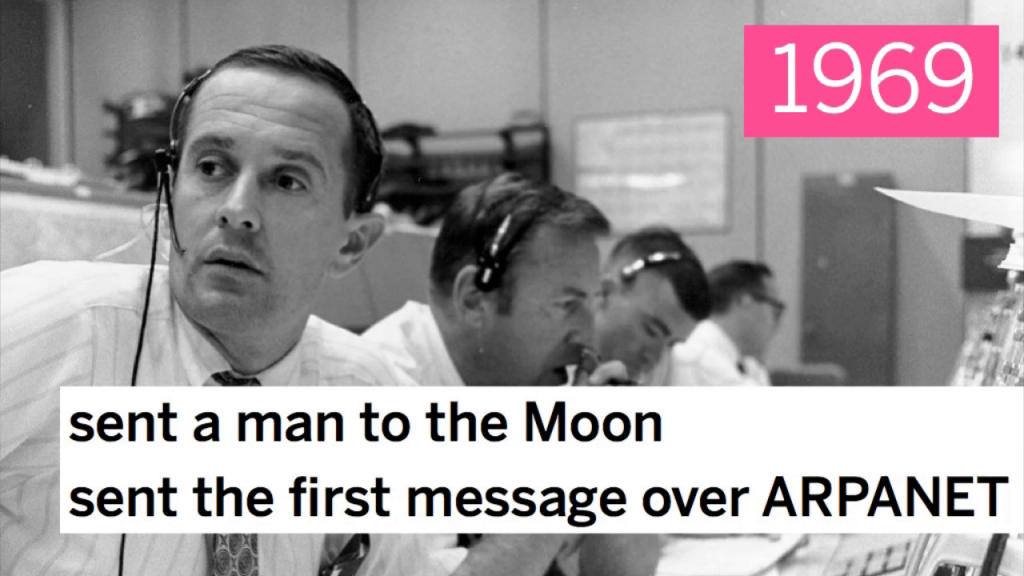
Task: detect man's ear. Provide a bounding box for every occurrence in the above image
[327,213,385,278]
[450,265,492,328]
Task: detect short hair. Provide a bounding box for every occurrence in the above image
[430,172,611,312]
[707,261,774,314]
[177,45,382,215]
[609,226,712,321]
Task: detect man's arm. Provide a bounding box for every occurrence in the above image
[451,534,576,576]
[0,263,96,463]
[578,535,661,576]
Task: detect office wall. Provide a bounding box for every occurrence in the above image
[184,0,352,73]
[0,1,50,163]
[356,0,541,131]
[70,0,182,179]
[969,0,1024,200]
[762,0,967,385]
[546,0,758,268]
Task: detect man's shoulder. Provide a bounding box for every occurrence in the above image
[362,302,430,365]
[305,315,417,386]
[363,301,430,342]
[1,260,152,314]
[669,338,743,386]
[672,331,710,364]
[361,301,442,384]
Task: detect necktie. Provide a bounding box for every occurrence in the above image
[211,371,261,387]
[210,371,260,575]
[321,534,372,576]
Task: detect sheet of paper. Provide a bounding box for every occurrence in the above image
[874,188,1024,230]
[657,534,808,576]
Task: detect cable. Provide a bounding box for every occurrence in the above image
[119,146,171,576]
[128,174,164,389]
[980,534,1009,576]
[117,533,127,576]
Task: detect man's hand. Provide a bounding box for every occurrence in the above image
[573,359,632,386]
[572,347,634,386]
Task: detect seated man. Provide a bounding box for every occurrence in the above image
[363,172,660,576]
[670,261,784,387]
[594,226,712,386]
[0,45,433,575]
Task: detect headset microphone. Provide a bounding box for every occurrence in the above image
[154,148,185,255]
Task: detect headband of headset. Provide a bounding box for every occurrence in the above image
[619,251,685,282]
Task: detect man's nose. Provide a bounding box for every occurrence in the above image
[568,308,596,348]
[215,172,262,232]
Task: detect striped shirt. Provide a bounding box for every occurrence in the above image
[0,261,416,576]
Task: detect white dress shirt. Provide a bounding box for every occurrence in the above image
[668,320,771,387]
[362,301,582,576]
[0,261,419,576]
[362,301,465,387]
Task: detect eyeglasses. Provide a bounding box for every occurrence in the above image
[619,251,684,282]
[750,291,786,321]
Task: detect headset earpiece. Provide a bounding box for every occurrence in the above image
[356,173,380,215]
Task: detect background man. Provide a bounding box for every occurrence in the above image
[594,226,712,386]
[366,171,614,389]
[363,172,659,576]
[0,45,430,575]
[671,260,784,386]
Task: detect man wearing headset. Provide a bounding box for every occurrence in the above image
[593,226,712,386]
[0,45,435,575]
[362,172,660,576]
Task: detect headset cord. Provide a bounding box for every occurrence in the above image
[120,169,166,576]
[129,177,165,389]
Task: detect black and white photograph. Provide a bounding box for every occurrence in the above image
[1,0,1021,575]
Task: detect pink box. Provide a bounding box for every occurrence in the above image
[744,26,999,137]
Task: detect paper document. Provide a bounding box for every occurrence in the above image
[875,188,1023,270]
[657,534,808,576]
[874,188,1023,230]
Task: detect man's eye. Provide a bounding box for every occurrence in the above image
[643,321,666,339]
[276,173,307,192]
[197,159,229,179]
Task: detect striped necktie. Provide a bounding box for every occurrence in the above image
[210,371,259,575]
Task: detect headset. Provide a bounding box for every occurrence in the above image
[120,65,382,576]
[471,186,536,293]
[619,251,684,283]
[118,65,212,576]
